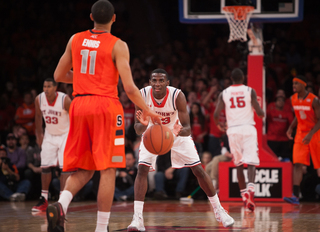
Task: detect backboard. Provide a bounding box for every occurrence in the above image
[179,0,304,24]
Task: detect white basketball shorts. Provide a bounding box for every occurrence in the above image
[40,131,68,169]
[138,135,201,171]
[227,124,260,166]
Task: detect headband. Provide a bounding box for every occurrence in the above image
[151,73,166,77]
[293,77,307,87]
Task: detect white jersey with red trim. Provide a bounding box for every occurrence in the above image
[39,91,69,135]
[222,84,255,128]
[140,86,180,130]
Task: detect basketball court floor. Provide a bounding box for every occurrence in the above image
[1,200,320,231]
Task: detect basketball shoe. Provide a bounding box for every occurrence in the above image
[32,196,48,212]
[127,214,145,231]
[46,202,65,232]
[283,194,299,205]
[244,190,255,212]
[213,206,235,227]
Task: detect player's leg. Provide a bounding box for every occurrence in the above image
[58,132,71,195]
[33,134,58,212]
[95,168,116,232]
[127,164,149,231]
[244,165,256,212]
[284,141,309,204]
[173,136,234,227]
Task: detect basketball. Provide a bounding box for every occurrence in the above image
[143,124,174,155]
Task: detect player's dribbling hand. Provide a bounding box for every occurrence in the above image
[172,119,182,136]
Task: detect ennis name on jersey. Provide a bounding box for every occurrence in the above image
[141,86,180,130]
[39,92,69,135]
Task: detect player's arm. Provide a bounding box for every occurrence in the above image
[63,95,72,112]
[286,96,297,140]
[175,92,191,136]
[54,35,74,84]
[213,92,225,128]
[303,98,320,144]
[35,95,44,148]
[134,105,149,136]
[251,89,265,118]
[114,39,161,122]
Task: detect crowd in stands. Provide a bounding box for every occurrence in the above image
[1,0,320,202]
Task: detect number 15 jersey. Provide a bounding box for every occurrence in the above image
[222,84,255,128]
[39,92,69,135]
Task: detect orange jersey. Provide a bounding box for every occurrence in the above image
[291,92,318,133]
[71,30,120,98]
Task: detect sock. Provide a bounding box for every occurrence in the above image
[58,190,73,215]
[41,190,49,200]
[134,201,144,216]
[208,194,221,209]
[95,211,110,232]
[247,183,255,192]
[240,188,247,201]
[293,185,300,198]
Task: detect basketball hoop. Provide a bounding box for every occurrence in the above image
[222,6,254,43]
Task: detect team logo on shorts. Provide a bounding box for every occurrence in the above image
[116,115,123,127]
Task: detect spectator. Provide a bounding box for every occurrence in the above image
[206,146,233,191]
[0,93,15,143]
[153,152,189,200]
[5,133,27,175]
[189,102,207,154]
[267,95,294,161]
[0,145,31,201]
[202,86,227,157]
[12,124,28,141]
[23,137,42,199]
[14,91,35,136]
[201,151,212,169]
[114,151,137,201]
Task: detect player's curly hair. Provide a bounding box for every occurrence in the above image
[91,0,114,24]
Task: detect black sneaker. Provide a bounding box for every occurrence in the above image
[46,202,65,232]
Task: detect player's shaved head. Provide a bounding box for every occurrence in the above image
[231,68,244,83]
[44,78,57,86]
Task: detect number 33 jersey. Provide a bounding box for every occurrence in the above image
[222,84,255,128]
[39,92,70,135]
[140,86,181,131]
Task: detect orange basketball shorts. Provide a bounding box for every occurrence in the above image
[63,95,126,172]
[293,130,320,169]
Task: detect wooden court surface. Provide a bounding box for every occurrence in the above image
[1,200,320,232]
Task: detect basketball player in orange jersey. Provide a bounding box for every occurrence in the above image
[45,1,161,232]
[284,75,320,205]
[214,68,264,212]
[127,69,234,231]
[32,78,71,213]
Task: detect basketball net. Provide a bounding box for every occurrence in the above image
[222,6,254,43]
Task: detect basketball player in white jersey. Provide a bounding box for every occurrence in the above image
[214,68,264,212]
[32,78,72,212]
[127,69,234,231]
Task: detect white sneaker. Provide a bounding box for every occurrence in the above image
[127,214,145,231]
[10,193,26,202]
[214,206,235,227]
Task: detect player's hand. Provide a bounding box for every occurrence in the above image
[286,127,293,140]
[143,109,163,125]
[136,110,150,126]
[217,122,227,132]
[172,119,183,136]
[302,133,312,145]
